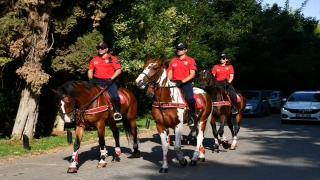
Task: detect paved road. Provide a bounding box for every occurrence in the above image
[1,114,320,180]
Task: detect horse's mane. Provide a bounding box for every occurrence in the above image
[146,58,167,69]
[54,81,92,103]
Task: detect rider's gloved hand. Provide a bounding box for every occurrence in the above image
[106,78,113,87]
[175,80,183,87]
[89,79,95,85]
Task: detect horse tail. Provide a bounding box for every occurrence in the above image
[121,116,134,143]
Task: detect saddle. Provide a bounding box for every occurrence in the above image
[152,88,204,109]
[212,90,241,106]
[84,86,126,114]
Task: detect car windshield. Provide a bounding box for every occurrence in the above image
[288,93,320,102]
[266,92,278,98]
[243,91,260,100]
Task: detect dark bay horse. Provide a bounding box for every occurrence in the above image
[198,67,246,152]
[53,81,140,173]
[135,57,212,173]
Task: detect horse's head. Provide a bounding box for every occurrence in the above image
[198,67,215,89]
[53,81,81,123]
[135,56,166,89]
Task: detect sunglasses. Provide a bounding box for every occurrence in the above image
[176,49,186,51]
[97,47,105,50]
[220,57,226,60]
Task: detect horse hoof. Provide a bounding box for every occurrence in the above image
[159,168,168,173]
[134,150,141,158]
[230,145,237,150]
[67,167,78,173]
[179,158,188,166]
[197,158,205,162]
[112,156,121,162]
[212,149,219,153]
[222,141,229,149]
[97,162,107,168]
[189,160,197,166]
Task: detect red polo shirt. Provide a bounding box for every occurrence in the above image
[167,55,197,80]
[88,55,121,80]
[212,64,234,81]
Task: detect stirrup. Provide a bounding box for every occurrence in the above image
[231,108,238,115]
[187,117,195,126]
[114,112,122,121]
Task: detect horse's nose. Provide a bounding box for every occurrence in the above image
[199,82,207,89]
[146,92,154,99]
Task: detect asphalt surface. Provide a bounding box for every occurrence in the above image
[0,114,320,180]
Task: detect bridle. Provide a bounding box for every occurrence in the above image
[61,83,109,122]
[140,62,164,89]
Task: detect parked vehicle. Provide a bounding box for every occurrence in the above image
[264,90,287,113]
[281,91,320,123]
[240,90,270,117]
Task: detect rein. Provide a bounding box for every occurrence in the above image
[63,83,109,115]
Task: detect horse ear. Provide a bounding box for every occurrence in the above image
[146,55,151,61]
[160,57,166,63]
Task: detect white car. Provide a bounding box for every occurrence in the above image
[281,91,320,123]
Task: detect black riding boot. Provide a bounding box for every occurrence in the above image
[231,104,238,115]
[230,91,238,115]
[113,99,122,121]
[187,100,196,126]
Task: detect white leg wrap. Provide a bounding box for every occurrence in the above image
[133,143,138,149]
[69,150,79,168]
[100,147,108,157]
[115,147,121,155]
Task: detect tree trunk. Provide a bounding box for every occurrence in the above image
[52,107,65,132]
[11,2,52,140]
[11,85,39,140]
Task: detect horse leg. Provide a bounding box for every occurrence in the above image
[190,121,205,166]
[108,120,121,162]
[230,114,242,150]
[218,116,229,149]
[129,119,141,158]
[211,118,220,153]
[97,121,108,167]
[159,130,170,173]
[174,124,187,167]
[67,126,84,173]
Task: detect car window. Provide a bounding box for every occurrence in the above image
[288,93,320,102]
[243,91,260,100]
[268,92,278,98]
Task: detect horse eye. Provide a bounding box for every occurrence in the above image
[152,67,157,70]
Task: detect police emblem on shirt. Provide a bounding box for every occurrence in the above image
[105,60,110,64]
[225,67,229,70]
[184,61,188,66]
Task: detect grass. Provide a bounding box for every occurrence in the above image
[0,114,156,158]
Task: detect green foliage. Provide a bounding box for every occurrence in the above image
[51,29,103,74]
[112,4,189,72]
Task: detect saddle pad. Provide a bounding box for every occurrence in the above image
[194,94,204,108]
[118,91,126,104]
[97,86,126,104]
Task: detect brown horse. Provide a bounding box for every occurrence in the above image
[53,81,140,173]
[135,57,212,173]
[198,67,246,152]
